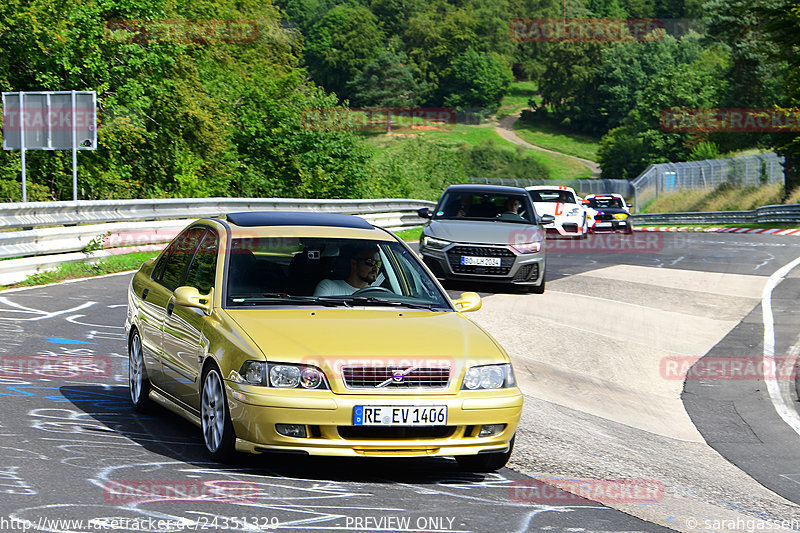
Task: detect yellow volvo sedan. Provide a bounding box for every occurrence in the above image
[125,212,523,471]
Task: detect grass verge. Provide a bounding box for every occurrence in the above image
[394,226,423,242]
[641,183,792,213]
[3,251,158,290]
[513,118,601,161]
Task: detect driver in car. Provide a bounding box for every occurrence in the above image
[314,245,382,296]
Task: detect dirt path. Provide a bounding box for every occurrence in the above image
[496,112,602,178]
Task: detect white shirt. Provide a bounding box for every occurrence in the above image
[313,279,360,297]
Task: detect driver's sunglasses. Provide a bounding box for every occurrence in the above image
[356,257,382,268]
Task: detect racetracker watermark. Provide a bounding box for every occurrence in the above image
[509,230,664,253]
[103,480,260,504]
[0,355,110,380]
[104,19,259,43]
[301,107,457,131]
[660,108,800,132]
[2,107,95,133]
[509,478,663,504]
[510,18,664,42]
[660,356,798,380]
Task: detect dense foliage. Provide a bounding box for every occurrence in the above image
[0,0,797,199]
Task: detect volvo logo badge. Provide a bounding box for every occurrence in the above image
[392,371,404,382]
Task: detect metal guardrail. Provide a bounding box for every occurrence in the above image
[467,177,634,198]
[0,198,435,285]
[632,204,800,225]
[0,197,435,230]
[631,153,785,213]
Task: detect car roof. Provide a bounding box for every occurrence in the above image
[525,185,577,193]
[226,211,374,230]
[444,184,529,195]
[585,193,623,199]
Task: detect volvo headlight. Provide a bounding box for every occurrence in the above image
[236,361,327,389]
[462,364,516,390]
[422,236,451,250]
[613,213,628,220]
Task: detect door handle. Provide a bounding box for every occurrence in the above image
[166,301,175,316]
[141,288,149,299]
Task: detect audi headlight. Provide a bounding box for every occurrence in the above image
[422,236,451,250]
[462,364,516,390]
[613,213,628,220]
[510,242,541,254]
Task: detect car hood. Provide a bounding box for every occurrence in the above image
[590,207,628,215]
[426,219,543,244]
[224,308,505,365]
[533,202,581,217]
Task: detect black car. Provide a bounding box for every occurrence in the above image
[583,194,634,234]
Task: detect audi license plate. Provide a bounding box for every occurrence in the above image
[354,405,447,426]
[461,256,501,267]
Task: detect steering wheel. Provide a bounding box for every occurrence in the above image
[352,286,394,295]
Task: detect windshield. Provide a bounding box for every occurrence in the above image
[225,237,450,310]
[587,197,624,209]
[528,190,576,203]
[432,191,534,223]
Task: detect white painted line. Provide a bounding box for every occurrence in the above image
[762,254,800,436]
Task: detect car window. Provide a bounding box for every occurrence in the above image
[531,190,575,203]
[433,191,534,223]
[225,237,451,310]
[588,197,624,209]
[158,227,206,290]
[184,230,218,294]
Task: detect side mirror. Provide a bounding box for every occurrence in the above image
[417,207,431,219]
[452,291,481,313]
[581,199,590,205]
[174,286,212,314]
[540,214,555,226]
[626,202,633,208]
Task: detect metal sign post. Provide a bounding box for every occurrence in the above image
[2,90,97,202]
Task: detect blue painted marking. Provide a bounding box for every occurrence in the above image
[45,337,98,345]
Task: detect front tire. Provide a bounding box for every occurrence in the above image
[201,366,237,463]
[456,436,515,472]
[129,330,151,413]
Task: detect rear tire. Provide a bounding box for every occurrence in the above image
[128,330,151,413]
[201,366,237,463]
[456,436,514,472]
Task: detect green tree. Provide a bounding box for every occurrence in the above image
[304,4,385,100]
[440,47,513,112]
[348,47,426,132]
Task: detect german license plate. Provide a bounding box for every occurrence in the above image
[353,405,447,426]
[596,222,612,227]
[461,256,501,267]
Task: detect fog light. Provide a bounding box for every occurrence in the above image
[478,424,505,437]
[276,424,307,438]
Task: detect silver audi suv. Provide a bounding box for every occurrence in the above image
[417,185,553,293]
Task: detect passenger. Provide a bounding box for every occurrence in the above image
[313,245,381,296]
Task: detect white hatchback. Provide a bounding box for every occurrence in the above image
[525,186,588,239]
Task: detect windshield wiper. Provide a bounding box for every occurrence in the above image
[229,293,342,307]
[332,296,441,310]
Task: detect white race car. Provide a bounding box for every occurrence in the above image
[525,186,588,239]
